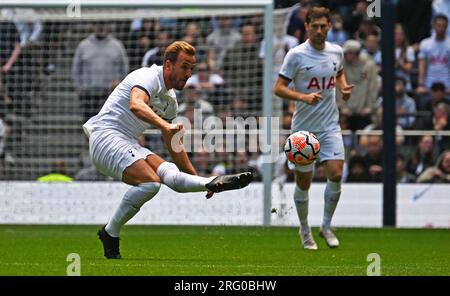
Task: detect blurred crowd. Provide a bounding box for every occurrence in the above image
[0,0,450,183]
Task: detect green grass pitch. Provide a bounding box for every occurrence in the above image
[0,225,448,276]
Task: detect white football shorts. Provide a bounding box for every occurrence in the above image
[88,129,153,180]
[288,130,345,173]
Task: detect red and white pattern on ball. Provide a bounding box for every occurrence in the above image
[284,131,320,165]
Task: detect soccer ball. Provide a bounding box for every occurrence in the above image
[284,131,320,165]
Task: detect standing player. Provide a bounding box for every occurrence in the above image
[83,41,253,259]
[274,7,354,250]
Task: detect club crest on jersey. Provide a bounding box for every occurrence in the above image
[307,76,335,90]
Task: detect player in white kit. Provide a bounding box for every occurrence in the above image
[83,41,253,259]
[274,7,354,250]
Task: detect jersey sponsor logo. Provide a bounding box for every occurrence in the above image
[333,62,337,71]
[307,76,335,90]
[306,66,315,71]
[428,56,449,65]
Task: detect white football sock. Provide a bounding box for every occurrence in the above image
[156,161,215,193]
[322,180,341,228]
[294,186,310,229]
[105,182,160,237]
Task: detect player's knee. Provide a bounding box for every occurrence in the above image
[294,187,309,203]
[296,179,311,191]
[138,182,161,202]
[139,182,161,195]
[328,174,342,183]
[156,162,179,179]
[127,182,161,208]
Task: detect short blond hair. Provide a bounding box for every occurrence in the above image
[164,41,196,63]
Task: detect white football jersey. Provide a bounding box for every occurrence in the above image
[83,65,178,139]
[279,40,344,133]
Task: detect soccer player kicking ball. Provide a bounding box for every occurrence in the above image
[274,7,354,250]
[83,41,252,259]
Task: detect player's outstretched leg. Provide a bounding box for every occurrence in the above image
[156,161,253,194]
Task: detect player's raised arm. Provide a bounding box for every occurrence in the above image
[274,76,322,105]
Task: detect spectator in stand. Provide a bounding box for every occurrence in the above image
[395,77,417,129]
[433,102,450,150]
[286,1,312,44]
[361,33,381,71]
[182,22,204,46]
[432,0,450,38]
[424,82,450,113]
[419,101,450,141]
[337,40,379,130]
[345,155,372,183]
[425,82,450,111]
[37,160,73,183]
[0,17,22,113]
[361,135,383,182]
[327,12,349,46]
[417,149,450,183]
[5,9,42,118]
[406,135,438,178]
[343,0,368,37]
[259,33,298,81]
[222,23,262,90]
[182,22,207,62]
[396,0,432,51]
[206,15,241,72]
[2,9,42,48]
[416,14,450,97]
[72,23,129,123]
[130,18,160,39]
[178,85,214,126]
[354,17,381,44]
[185,62,224,92]
[142,31,171,67]
[127,32,151,71]
[415,82,450,127]
[396,154,416,183]
[394,23,416,92]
